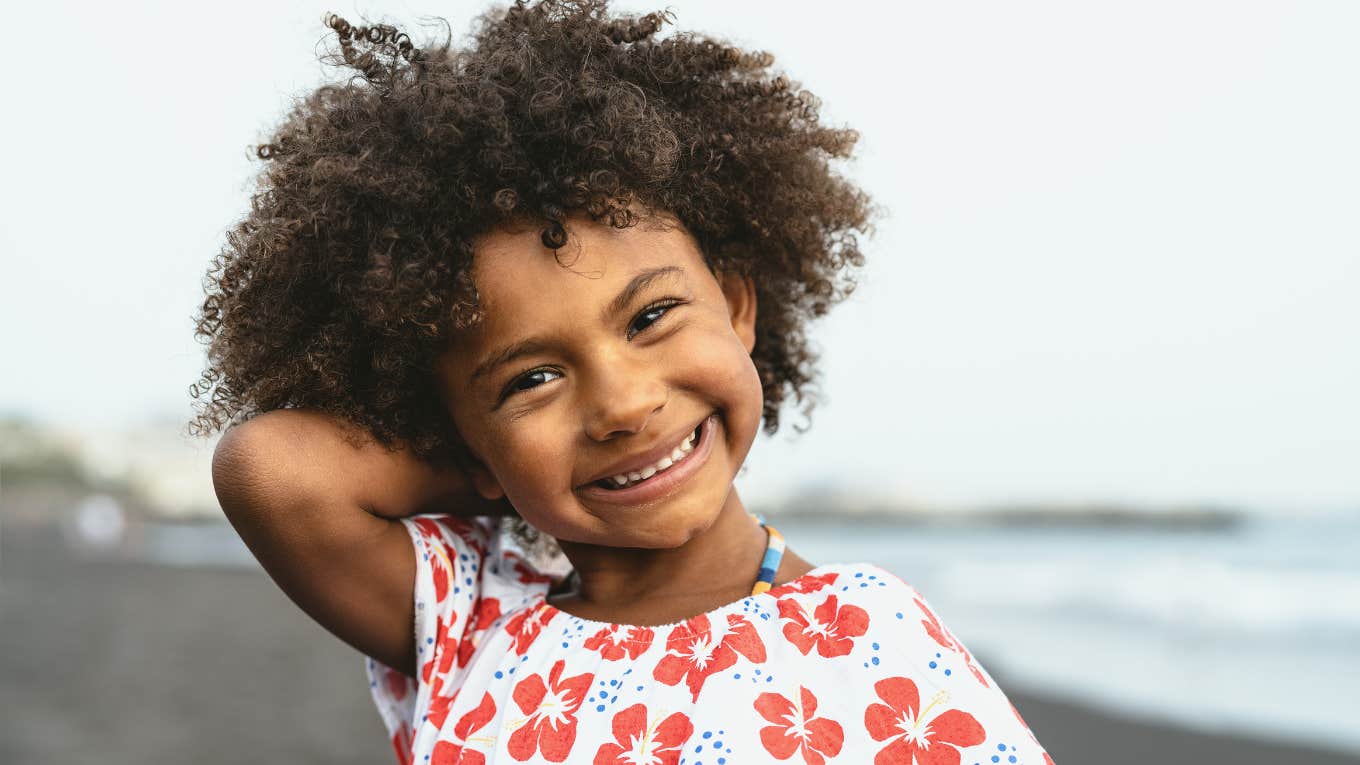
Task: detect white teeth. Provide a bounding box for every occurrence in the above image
[681,429,697,452]
[601,420,706,489]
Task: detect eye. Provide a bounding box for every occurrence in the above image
[501,367,562,400]
[627,299,685,340]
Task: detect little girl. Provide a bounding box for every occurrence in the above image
[196,1,1055,763]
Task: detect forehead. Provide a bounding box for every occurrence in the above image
[473,215,702,294]
[447,215,710,363]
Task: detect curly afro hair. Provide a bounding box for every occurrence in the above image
[189,0,876,549]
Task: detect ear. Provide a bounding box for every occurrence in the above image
[717,270,758,354]
[451,436,507,501]
[464,457,507,502]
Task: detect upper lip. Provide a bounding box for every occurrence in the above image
[578,414,709,487]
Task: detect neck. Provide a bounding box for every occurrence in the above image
[553,487,767,608]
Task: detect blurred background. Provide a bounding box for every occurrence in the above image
[2,0,1357,763]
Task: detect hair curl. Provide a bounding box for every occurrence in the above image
[189,0,876,552]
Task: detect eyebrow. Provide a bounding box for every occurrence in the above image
[468,265,686,384]
[602,265,684,325]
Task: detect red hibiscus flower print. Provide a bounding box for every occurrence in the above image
[422,614,462,685]
[593,703,694,765]
[504,603,559,655]
[427,672,460,730]
[434,515,487,558]
[755,686,844,765]
[506,659,594,762]
[389,719,415,765]
[458,597,504,668]
[413,518,457,604]
[383,666,411,701]
[584,624,655,661]
[864,677,985,765]
[915,596,989,688]
[431,691,498,765]
[653,613,767,701]
[777,593,869,658]
[427,617,470,730]
[768,572,839,597]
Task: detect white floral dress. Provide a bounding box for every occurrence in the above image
[364,514,1055,765]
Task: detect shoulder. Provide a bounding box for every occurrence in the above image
[748,563,1054,761]
[765,561,921,613]
[763,562,991,680]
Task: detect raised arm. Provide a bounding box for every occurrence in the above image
[210,408,511,677]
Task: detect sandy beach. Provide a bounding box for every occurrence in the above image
[3,521,1356,765]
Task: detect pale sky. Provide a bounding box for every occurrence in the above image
[3,1,1357,513]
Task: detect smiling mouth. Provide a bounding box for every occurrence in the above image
[590,419,706,491]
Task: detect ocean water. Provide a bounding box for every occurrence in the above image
[775,513,1360,756]
[125,510,1360,755]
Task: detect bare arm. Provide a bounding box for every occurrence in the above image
[210,408,511,677]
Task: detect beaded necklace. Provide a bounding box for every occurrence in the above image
[750,512,786,595]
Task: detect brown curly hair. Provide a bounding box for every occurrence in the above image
[189,0,876,548]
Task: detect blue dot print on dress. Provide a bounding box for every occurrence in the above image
[927,651,953,677]
[980,741,1020,764]
[681,729,733,765]
[590,676,627,714]
[862,640,882,669]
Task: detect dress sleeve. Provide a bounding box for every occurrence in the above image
[896,581,1057,764]
[362,513,495,764]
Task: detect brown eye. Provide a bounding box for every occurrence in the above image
[503,368,562,399]
[627,300,683,340]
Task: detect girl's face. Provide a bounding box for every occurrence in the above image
[436,212,763,548]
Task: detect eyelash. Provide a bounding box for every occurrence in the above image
[499,298,687,401]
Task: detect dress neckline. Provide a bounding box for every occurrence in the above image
[530,562,853,632]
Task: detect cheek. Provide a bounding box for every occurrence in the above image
[494,427,567,486]
[676,324,765,412]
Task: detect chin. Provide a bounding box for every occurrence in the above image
[640,497,729,548]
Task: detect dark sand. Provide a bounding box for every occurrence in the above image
[3,522,1356,765]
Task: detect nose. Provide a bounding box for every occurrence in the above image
[583,359,668,442]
